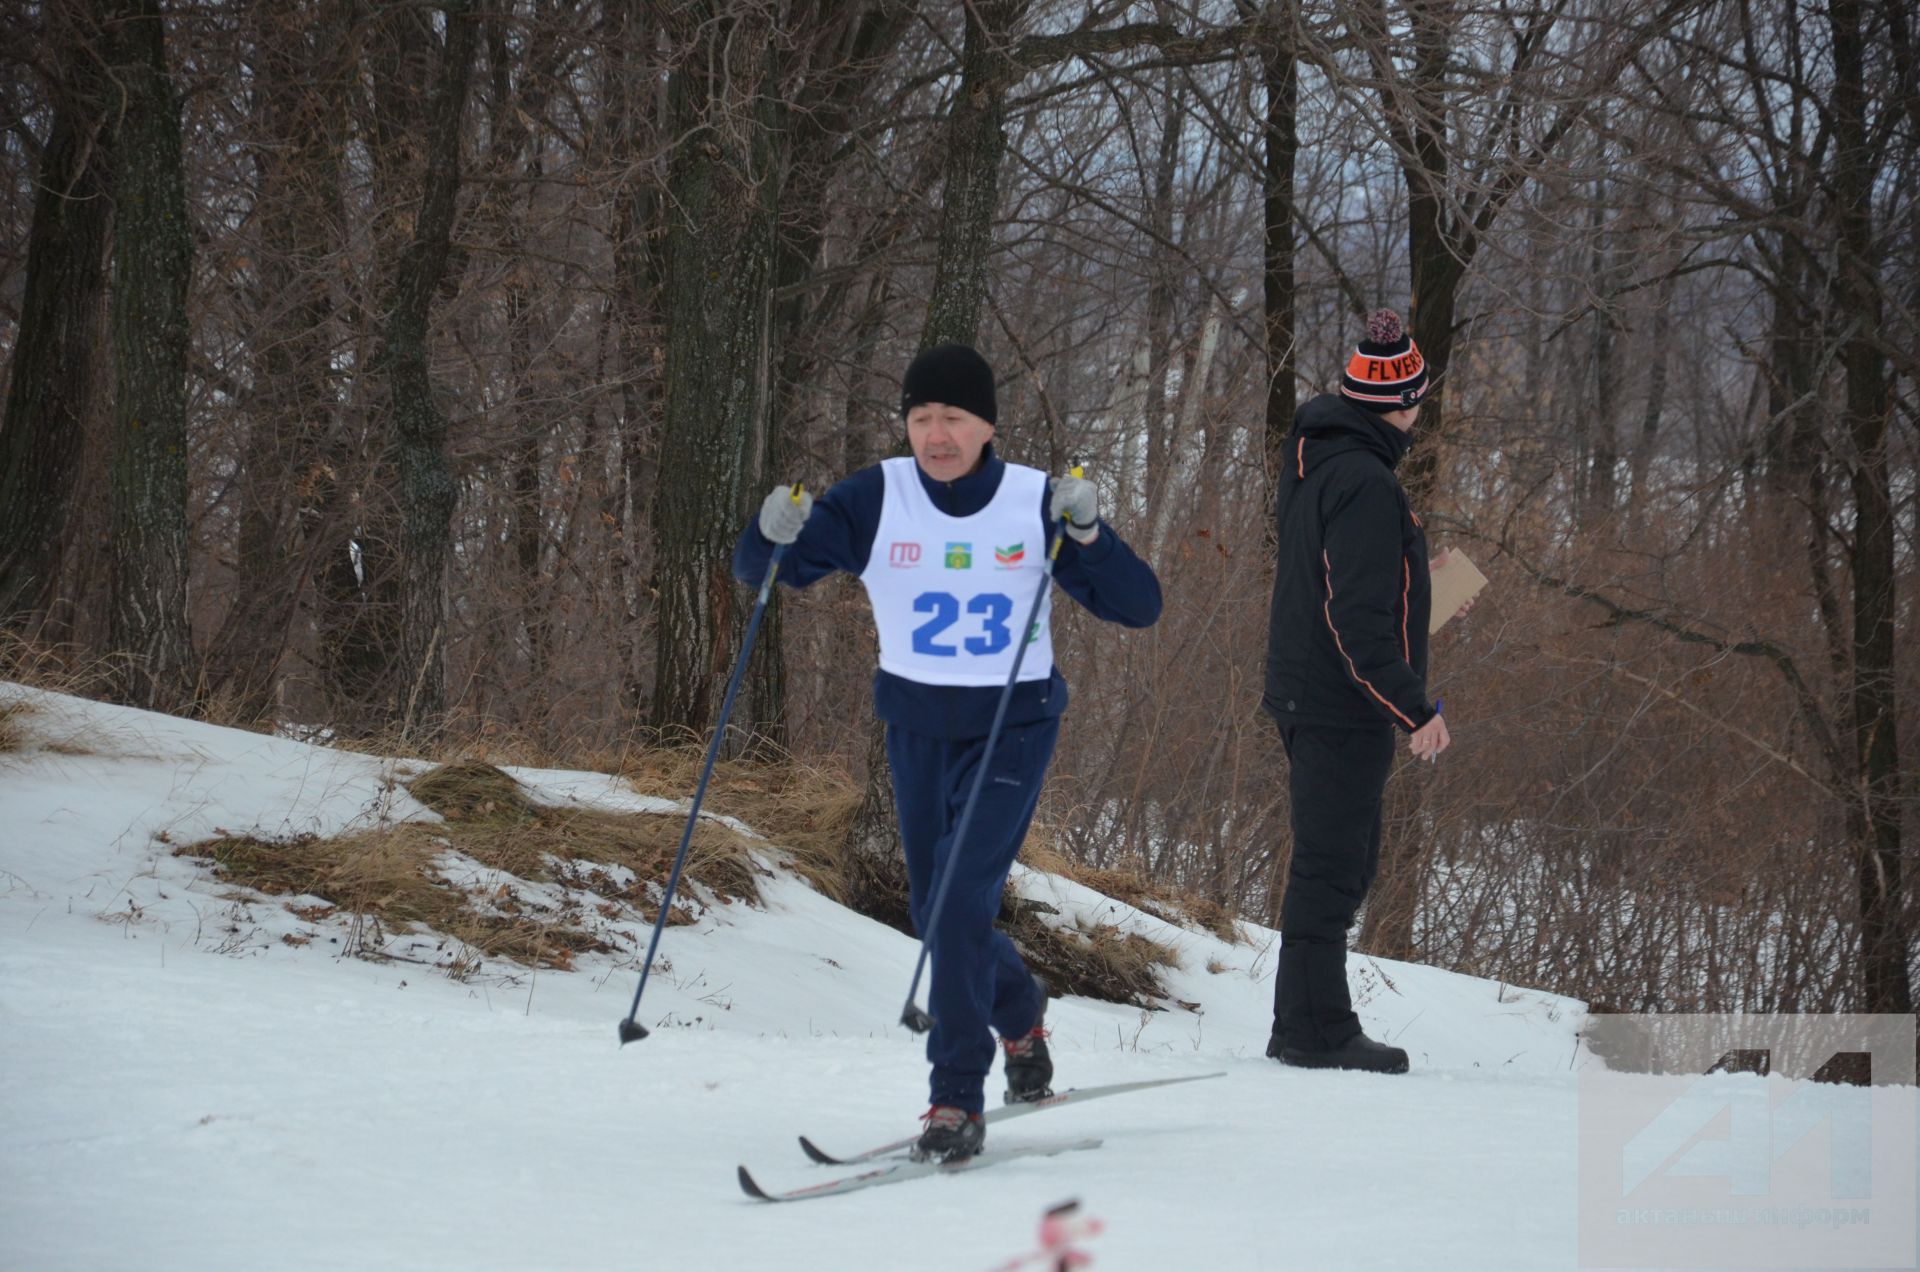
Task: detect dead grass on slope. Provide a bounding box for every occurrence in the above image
[603,743,864,904]
[178,762,781,975]
[999,893,1184,1009]
[0,632,125,701]
[0,700,26,754]
[339,737,864,904]
[135,714,1225,1008]
[1020,839,1247,947]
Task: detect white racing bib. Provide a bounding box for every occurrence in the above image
[858,456,1055,686]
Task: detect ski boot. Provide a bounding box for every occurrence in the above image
[1002,976,1054,1103]
[911,1106,985,1163]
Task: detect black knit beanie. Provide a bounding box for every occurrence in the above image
[1340,309,1429,413]
[900,344,997,425]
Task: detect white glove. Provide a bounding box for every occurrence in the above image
[1048,474,1099,544]
[757,485,813,545]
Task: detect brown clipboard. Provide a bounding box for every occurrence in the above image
[1428,549,1488,634]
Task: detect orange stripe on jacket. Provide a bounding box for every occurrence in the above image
[1321,549,1417,730]
[1400,559,1411,662]
[1296,437,1306,479]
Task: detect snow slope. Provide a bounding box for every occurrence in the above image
[1,682,1620,1270]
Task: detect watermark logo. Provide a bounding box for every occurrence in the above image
[887,542,921,567]
[944,542,972,569]
[1578,1012,1916,1269]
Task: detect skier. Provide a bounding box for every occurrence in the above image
[734,343,1161,1161]
[1261,308,1470,1074]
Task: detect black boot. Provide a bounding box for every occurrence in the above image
[1271,939,1362,1053]
[1001,975,1054,1104]
[911,1106,986,1163]
[1268,1029,1410,1075]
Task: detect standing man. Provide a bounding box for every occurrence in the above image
[734,343,1161,1159]
[1262,309,1464,1075]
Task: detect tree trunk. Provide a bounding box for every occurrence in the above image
[750,6,911,752]
[309,8,440,733]
[480,6,561,710]
[839,292,913,929]
[1626,272,1674,530]
[202,4,351,721]
[104,0,194,711]
[1258,2,1299,480]
[1582,176,1620,521]
[0,6,111,633]
[1828,0,1912,1015]
[376,2,477,738]
[920,0,1030,344]
[605,0,665,720]
[1396,0,1463,504]
[1760,236,1818,506]
[648,6,777,740]
[1142,69,1182,485]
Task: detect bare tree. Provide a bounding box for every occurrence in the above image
[379,2,478,735]
[0,2,111,634]
[647,3,782,737]
[201,4,354,721]
[104,0,193,710]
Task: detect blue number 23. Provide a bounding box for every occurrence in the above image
[911,591,1014,656]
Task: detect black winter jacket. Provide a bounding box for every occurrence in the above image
[1263,394,1436,733]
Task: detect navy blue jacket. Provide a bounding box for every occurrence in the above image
[733,446,1162,739]
[1263,394,1435,732]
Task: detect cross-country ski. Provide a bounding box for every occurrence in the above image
[796,1071,1224,1166]
[739,1138,1104,1204]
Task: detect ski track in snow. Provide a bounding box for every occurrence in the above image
[2,681,1606,1270]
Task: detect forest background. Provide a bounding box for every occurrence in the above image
[1,0,1913,1021]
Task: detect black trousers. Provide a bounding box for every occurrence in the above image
[1271,722,1395,1050]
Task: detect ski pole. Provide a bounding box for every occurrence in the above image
[899,463,1083,1034]
[620,484,803,1045]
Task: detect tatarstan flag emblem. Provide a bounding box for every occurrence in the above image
[994,543,1025,565]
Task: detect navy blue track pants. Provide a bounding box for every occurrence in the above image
[887,717,1056,1113]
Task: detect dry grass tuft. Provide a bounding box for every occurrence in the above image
[313,731,864,903]
[0,632,126,700]
[606,744,864,903]
[0,696,94,759]
[189,832,455,927]
[408,761,541,824]
[0,700,27,754]
[1021,839,1246,946]
[999,894,1182,1008]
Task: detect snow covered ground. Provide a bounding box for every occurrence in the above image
[1,683,1905,1271]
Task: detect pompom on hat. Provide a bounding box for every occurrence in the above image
[1340,309,1429,413]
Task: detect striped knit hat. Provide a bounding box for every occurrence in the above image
[1340,309,1429,413]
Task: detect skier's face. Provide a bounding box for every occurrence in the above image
[906,404,995,483]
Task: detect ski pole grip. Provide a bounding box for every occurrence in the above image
[1047,460,1087,561]
[789,482,805,502]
